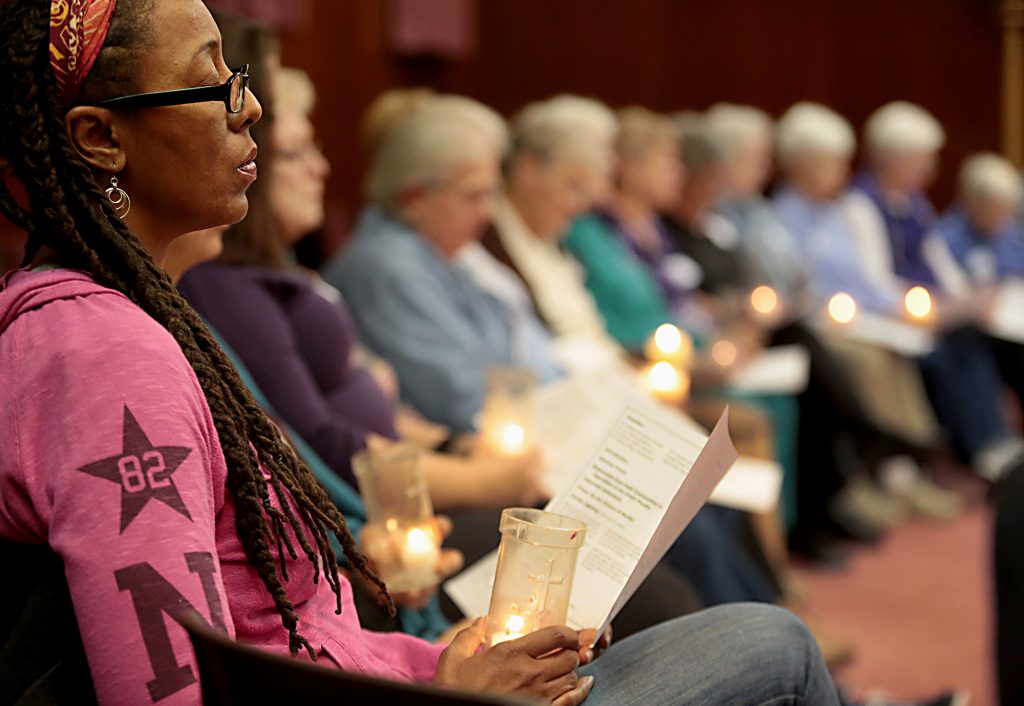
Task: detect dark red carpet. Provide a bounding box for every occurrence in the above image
[794,477,994,705]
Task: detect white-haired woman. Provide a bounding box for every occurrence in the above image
[708,103,810,301]
[322,96,560,433]
[845,101,965,295]
[456,94,624,370]
[937,152,1024,285]
[772,102,900,308]
[935,152,1024,417]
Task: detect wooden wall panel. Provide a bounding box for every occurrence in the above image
[280,0,1003,222]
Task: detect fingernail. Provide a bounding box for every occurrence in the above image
[582,675,595,690]
[584,649,595,663]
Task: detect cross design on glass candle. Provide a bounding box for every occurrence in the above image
[528,558,564,614]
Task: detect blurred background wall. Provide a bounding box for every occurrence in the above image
[278,0,1005,221]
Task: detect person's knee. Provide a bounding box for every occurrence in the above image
[711,602,812,644]
[707,603,820,681]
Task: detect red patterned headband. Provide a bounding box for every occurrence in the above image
[49,0,118,105]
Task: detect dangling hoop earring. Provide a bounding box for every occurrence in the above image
[105,176,131,219]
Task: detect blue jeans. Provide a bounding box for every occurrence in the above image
[581,604,840,705]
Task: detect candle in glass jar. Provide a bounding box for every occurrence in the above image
[395,525,441,589]
[485,508,587,647]
[480,367,537,457]
[353,445,440,593]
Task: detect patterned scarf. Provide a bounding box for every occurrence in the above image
[49,0,117,105]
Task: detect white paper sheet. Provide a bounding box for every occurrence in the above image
[548,335,630,379]
[725,345,810,395]
[533,368,670,496]
[533,368,766,512]
[814,310,935,356]
[988,279,1024,345]
[709,456,783,514]
[444,405,737,635]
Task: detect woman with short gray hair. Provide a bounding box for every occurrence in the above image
[323,95,560,433]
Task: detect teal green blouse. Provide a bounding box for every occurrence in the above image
[562,214,673,352]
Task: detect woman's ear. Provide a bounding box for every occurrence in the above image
[64,106,125,172]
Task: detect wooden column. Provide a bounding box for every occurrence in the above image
[1002,0,1024,164]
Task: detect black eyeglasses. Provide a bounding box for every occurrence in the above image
[91,64,250,114]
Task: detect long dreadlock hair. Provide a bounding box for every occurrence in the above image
[0,0,393,658]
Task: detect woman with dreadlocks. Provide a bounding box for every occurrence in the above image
[0,1,840,704]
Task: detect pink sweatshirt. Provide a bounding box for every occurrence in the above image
[0,269,445,704]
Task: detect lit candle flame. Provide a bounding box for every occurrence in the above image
[500,423,526,453]
[711,340,738,367]
[644,361,690,403]
[648,361,681,391]
[828,292,857,324]
[750,285,779,316]
[644,323,694,367]
[505,614,525,634]
[654,323,683,354]
[405,527,434,554]
[490,610,527,645]
[904,286,933,320]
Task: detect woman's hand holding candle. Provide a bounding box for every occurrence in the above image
[435,619,596,705]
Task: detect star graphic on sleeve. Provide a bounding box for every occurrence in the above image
[77,405,194,533]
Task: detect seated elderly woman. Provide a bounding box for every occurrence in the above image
[457,95,625,373]
[706,104,807,301]
[936,153,1024,422]
[562,108,715,351]
[937,152,1024,285]
[179,71,545,512]
[848,102,957,295]
[322,96,560,433]
[774,102,1020,481]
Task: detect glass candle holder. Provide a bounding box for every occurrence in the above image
[479,366,538,457]
[485,508,587,646]
[353,445,440,593]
